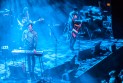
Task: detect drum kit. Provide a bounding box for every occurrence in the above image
[76,6,112,39]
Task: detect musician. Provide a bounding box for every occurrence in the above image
[118,69,123,83]
[17,7,31,31]
[68,7,79,32]
[17,7,44,31]
[69,10,82,51]
[16,7,31,48]
[22,23,38,79]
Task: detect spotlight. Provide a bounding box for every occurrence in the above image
[107,3,111,7]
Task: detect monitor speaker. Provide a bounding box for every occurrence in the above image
[78,48,93,60]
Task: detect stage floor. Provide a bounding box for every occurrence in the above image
[0,36,123,83]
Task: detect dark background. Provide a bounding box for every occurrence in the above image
[111,0,123,39]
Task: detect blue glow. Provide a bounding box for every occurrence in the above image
[0,0,115,83]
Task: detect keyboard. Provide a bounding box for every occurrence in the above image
[11,49,43,56]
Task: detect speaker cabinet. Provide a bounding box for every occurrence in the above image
[78,48,93,60]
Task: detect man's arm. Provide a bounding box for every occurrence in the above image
[21,30,28,48]
[17,18,23,27]
[22,30,27,42]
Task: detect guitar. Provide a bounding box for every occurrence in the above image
[17,18,44,30]
[32,18,44,24]
[72,20,82,38]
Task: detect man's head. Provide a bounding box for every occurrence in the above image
[27,23,33,31]
[109,70,116,77]
[72,12,78,19]
[23,7,28,13]
[23,7,29,17]
[73,7,79,17]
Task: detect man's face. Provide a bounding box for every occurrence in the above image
[28,24,32,31]
[73,15,78,19]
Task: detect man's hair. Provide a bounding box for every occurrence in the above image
[109,70,116,76]
[73,7,78,11]
[23,7,28,13]
[27,23,33,27]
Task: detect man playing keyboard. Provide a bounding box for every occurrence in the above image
[22,23,38,80]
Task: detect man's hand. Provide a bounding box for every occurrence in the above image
[74,24,82,28]
[33,49,36,53]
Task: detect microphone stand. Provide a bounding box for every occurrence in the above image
[49,24,58,66]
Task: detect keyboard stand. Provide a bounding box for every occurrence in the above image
[38,55,44,77]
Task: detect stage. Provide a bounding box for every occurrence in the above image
[0,36,123,83]
[1,0,123,83]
